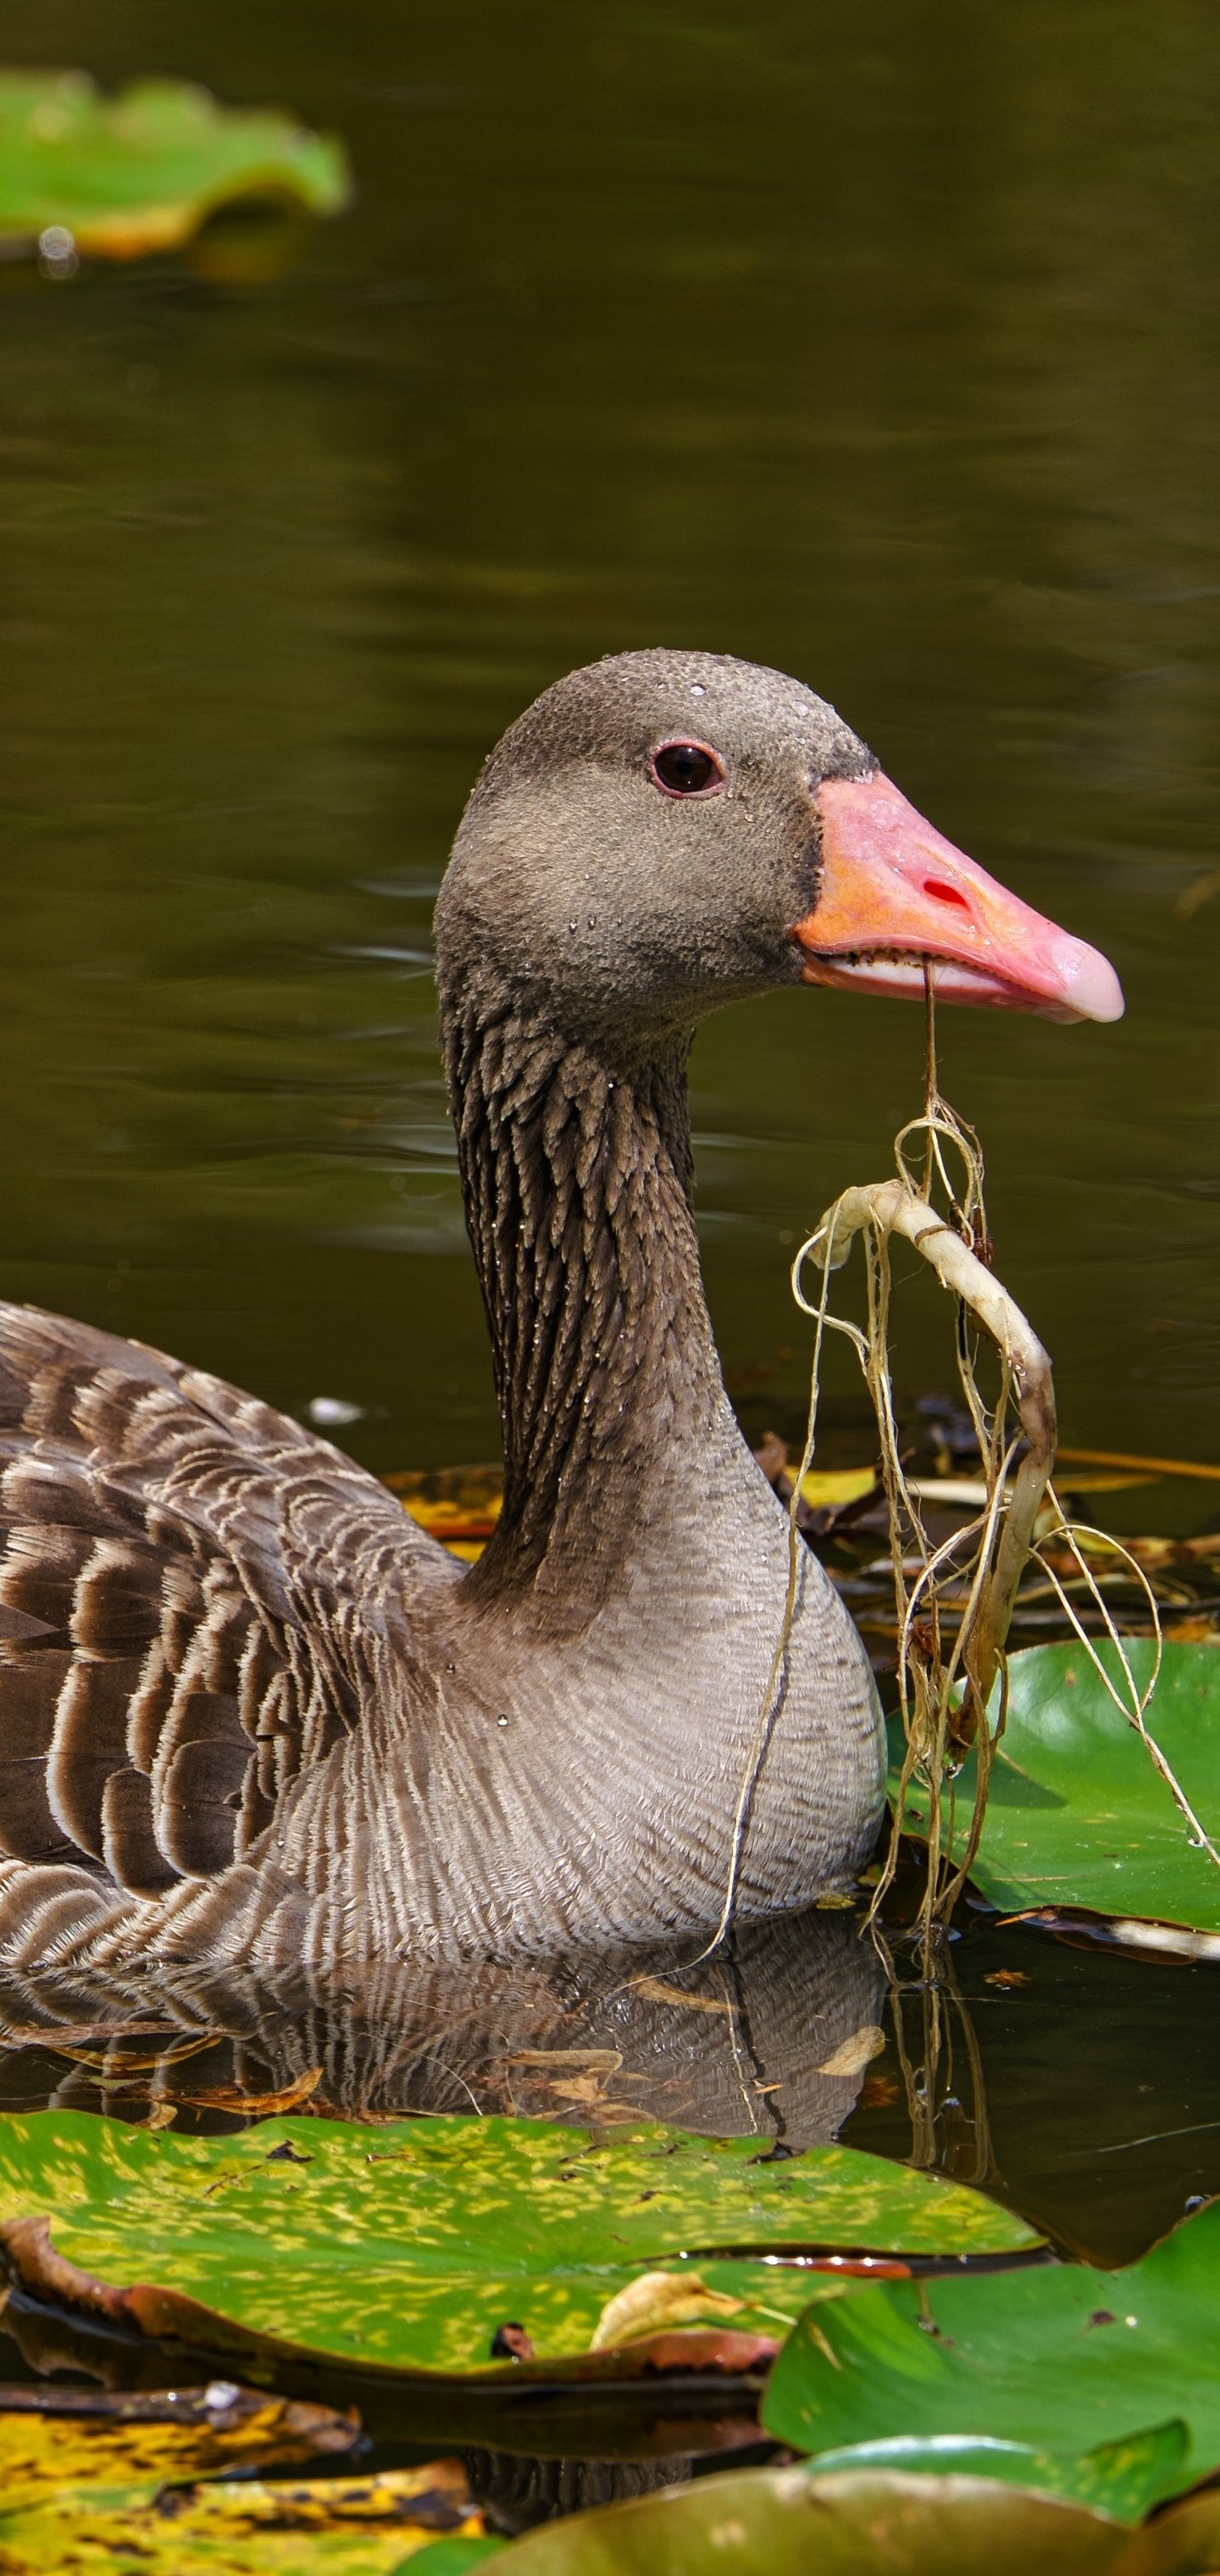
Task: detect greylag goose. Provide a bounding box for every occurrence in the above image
[0,652,1121,1971]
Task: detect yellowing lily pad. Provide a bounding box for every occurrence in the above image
[798,1466,879,1507]
[0,2388,358,2511]
[0,71,350,259]
[0,2107,1034,2379]
[0,2451,487,2576]
[387,1465,504,1558]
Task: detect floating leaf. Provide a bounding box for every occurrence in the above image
[458,2460,1220,2573]
[763,2200,1220,2477]
[907,1474,1156,1505]
[0,2106,1034,2379]
[0,2385,358,2509]
[816,2023,886,2077]
[891,1641,1220,1933]
[386,1464,504,1557]
[792,2423,1191,2520]
[0,2453,486,2575]
[167,2066,324,2117]
[798,1466,879,1507]
[1056,1446,1220,1485]
[0,71,350,260]
[414,2549,507,2574]
[587,2270,746,2349]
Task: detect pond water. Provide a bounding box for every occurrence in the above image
[1,0,1219,2525]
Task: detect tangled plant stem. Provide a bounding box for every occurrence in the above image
[718,978,1216,1974]
[699,985,1215,1976]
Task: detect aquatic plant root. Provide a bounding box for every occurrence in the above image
[717,981,1211,1967]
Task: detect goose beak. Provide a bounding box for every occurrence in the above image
[791,774,1124,1024]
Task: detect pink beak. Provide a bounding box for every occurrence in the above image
[790,774,1123,1024]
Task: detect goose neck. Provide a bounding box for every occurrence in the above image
[445,990,724,1613]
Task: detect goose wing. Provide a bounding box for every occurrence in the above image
[0,1305,446,1896]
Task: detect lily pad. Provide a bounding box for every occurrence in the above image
[762,2199,1220,2473]
[891,1641,1220,1933]
[0,2386,358,2507]
[416,2551,507,2574]
[0,2106,1034,2379]
[0,2452,486,2575]
[454,2462,1220,2574]
[791,2423,1190,2520]
[0,71,350,259]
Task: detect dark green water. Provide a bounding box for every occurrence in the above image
[3,0,1218,1480]
[1,0,1219,2504]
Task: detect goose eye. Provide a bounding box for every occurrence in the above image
[650,740,725,797]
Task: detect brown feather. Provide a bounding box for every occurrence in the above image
[47,1657,146,1860]
[160,1740,251,1864]
[101,1769,180,1898]
[0,1299,426,1921]
[0,1526,93,1635]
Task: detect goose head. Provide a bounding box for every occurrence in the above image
[435,647,1123,1046]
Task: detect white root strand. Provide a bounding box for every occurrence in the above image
[812,1178,1056,1708]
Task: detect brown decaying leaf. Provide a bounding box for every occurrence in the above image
[40,2034,218,2078]
[504,2049,623,2071]
[384,1463,503,1549]
[1056,1443,1220,1483]
[629,1976,737,2015]
[816,2024,887,2078]
[593,2327,781,2374]
[858,2075,902,2110]
[167,2066,324,2116]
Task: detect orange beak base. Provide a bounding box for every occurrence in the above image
[791,775,1123,1024]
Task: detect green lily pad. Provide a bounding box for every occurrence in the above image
[414,2550,507,2574]
[794,2422,1190,2520]
[0,71,350,258]
[890,1641,1220,1933]
[762,2199,1220,2473]
[454,2461,1220,2574]
[0,2106,1034,2379]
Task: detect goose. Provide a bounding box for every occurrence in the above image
[0,652,1121,1973]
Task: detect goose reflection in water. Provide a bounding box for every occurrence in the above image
[0,1902,883,2145]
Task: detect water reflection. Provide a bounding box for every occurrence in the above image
[0,1906,883,2145]
[0,0,1217,1480]
[847,1907,1220,2268]
[3,1893,1218,2279]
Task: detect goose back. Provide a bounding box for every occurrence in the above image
[0,1304,450,1902]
